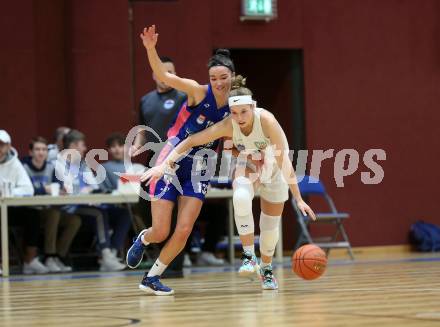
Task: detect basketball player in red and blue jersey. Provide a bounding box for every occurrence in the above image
[127,25,234,295]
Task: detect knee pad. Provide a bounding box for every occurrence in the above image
[233,177,255,235]
[233,176,254,217]
[259,212,281,257]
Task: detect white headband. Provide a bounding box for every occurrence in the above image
[228,95,253,107]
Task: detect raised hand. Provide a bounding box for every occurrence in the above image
[140,25,158,50]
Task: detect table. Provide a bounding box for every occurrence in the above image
[205,188,283,265]
[0,193,139,277]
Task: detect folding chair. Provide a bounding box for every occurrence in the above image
[291,175,354,260]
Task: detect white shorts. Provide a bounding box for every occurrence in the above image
[257,167,289,203]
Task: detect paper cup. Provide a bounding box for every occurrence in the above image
[50,183,60,196]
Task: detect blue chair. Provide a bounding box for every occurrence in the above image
[291,175,354,259]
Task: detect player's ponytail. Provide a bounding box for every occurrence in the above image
[230,75,253,97]
[207,49,235,73]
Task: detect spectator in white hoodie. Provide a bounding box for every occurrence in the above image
[0,130,48,274]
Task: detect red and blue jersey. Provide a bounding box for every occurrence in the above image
[150,85,230,202]
[166,85,230,155]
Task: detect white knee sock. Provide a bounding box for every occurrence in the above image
[147,259,167,277]
[259,212,281,258]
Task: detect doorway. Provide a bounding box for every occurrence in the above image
[227,49,306,250]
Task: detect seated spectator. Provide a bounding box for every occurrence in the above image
[56,129,128,271]
[0,130,48,274]
[101,133,145,259]
[48,126,70,163]
[22,136,81,272]
[101,133,145,192]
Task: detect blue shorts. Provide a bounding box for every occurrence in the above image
[149,157,211,203]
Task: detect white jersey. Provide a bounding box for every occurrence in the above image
[231,107,289,202]
[232,107,270,154]
[231,107,279,183]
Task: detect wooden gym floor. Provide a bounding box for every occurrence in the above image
[1,251,440,327]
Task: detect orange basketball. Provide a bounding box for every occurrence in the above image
[292,244,327,280]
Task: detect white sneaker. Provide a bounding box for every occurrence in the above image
[100,248,126,272]
[183,254,192,267]
[54,257,72,272]
[23,257,50,274]
[45,257,62,273]
[197,252,225,266]
[111,248,123,262]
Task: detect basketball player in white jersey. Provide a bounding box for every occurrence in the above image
[141,76,316,290]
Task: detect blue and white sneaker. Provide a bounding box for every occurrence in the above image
[126,229,148,268]
[139,274,175,296]
[238,251,259,277]
[259,264,278,290]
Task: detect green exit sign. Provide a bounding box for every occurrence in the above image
[241,0,277,21]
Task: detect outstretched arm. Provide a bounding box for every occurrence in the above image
[261,112,316,220]
[140,118,233,184]
[140,25,205,101]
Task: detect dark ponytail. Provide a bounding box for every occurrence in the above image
[207,49,235,73]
